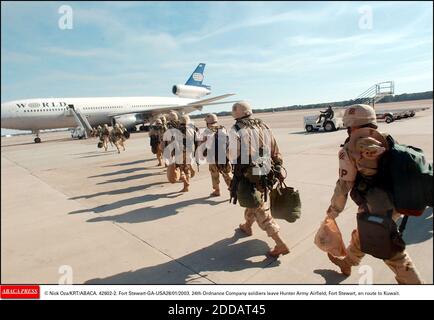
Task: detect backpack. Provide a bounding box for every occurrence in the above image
[236,177,262,208]
[379,135,433,216]
[150,135,159,154]
[357,210,406,260]
[230,118,274,205]
[207,125,228,165]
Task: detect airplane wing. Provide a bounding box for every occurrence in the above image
[185,94,236,107]
[108,93,238,121]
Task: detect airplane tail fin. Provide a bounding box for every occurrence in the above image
[185,63,210,89]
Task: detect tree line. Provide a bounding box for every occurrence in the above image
[190,91,433,119]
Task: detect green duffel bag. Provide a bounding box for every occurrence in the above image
[379,135,433,216]
[270,182,301,223]
[97,142,103,148]
[237,177,262,208]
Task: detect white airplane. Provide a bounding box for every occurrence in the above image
[1,63,236,143]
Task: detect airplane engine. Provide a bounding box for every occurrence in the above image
[113,114,140,129]
[172,84,211,99]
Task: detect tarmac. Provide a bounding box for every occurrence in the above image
[1,99,432,284]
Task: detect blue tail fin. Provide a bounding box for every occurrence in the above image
[185,63,210,89]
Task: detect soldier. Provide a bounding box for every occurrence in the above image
[90,127,96,137]
[166,111,180,130]
[96,125,102,138]
[149,119,165,166]
[177,114,197,192]
[101,124,111,151]
[119,123,129,139]
[111,123,126,154]
[317,105,334,123]
[202,113,232,197]
[228,101,289,258]
[164,111,182,184]
[324,104,423,284]
[159,114,167,128]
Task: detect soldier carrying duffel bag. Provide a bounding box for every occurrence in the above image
[323,104,428,284]
[228,101,299,258]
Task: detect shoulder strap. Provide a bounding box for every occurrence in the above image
[340,136,350,147]
[399,215,409,234]
[385,134,395,148]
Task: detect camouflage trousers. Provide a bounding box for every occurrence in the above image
[244,203,280,237]
[166,163,195,185]
[153,142,163,165]
[347,187,423,284]
[112,135,125,153]
[179,163,195,186]
[102,135,110,151]
[346,229,423,284]
[209,164,232,191]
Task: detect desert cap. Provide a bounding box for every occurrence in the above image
[343,104,377,127]
[232,101,252,118]
[205,113,218,125]
[180,114,190,124]
[167,111,179,121]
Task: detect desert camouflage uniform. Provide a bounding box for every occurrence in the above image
[327,105,423,284]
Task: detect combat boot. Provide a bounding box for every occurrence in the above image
[238,223,253,236]
[268,244,290,258]
[210,188,221,197]
[180,180,189,192]
[268,233,290,257]
[327,253,352,276]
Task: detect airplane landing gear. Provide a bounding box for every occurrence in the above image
[33,130,41,143]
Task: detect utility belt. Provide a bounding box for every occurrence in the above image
[229,159,279,206]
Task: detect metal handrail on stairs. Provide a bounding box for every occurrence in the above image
[67,104,92,138]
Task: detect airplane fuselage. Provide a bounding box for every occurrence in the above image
[1,96,197,131]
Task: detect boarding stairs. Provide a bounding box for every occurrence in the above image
[66,104,92,138]
[354,81,395,107]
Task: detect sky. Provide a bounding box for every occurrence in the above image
[1,1,433,114]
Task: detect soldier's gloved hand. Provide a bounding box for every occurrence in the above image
[274,165,285,182]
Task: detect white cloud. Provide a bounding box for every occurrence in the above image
[179,6,338,44]
[1,50,38,63]
[43,47,111,57]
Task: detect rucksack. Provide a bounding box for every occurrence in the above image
[379,135,433,216]
[208,125,228,164]
[236,177,262,208]
[357,210,406,260]
[150,135,159,154]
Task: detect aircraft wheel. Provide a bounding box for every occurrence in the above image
[34,137,41,143]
